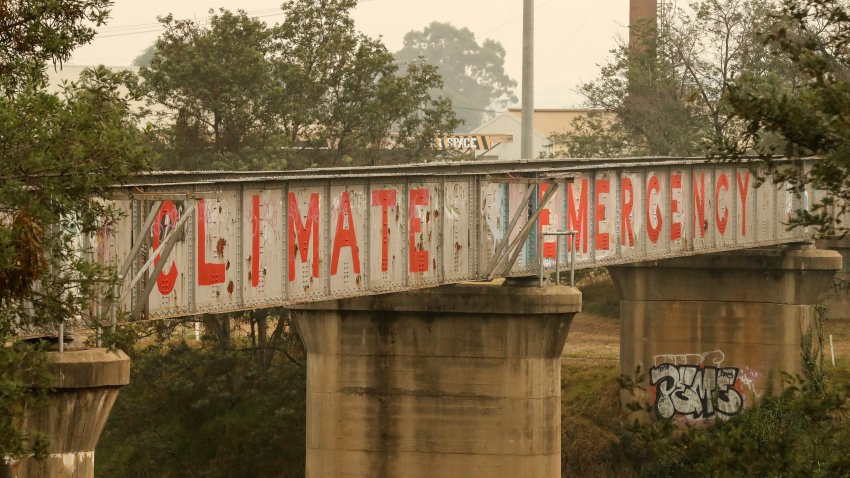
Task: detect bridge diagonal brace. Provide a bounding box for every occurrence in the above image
[487,181,560,279]
[123,202,196,303]
[486,185,536,278]
[500,182,560,277]
[118,200,162,280]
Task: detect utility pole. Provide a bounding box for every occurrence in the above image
[521,0,534,160]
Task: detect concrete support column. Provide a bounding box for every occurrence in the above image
[817,237,850,318]
[291,282,581,478]
[5,348,130,478]
[610,247,840,422]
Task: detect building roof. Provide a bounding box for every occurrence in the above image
[505,108,601,138]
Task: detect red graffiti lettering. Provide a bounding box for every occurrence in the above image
[737,171,751,236]
[251,195,260,288]
[568,178,589,253]
[371,189,396,273]
[693,173,707,238]
[288,192,320,281]
[152,200,178,294]
[409,188,430,273]
[621,177,635,247]
[331,191,361,276]
[539,183,556,258]
[670,173,682,241]
[716,174,729,235]
[646,175,662,243]
[198,199,225,286]
[595,178,610,250]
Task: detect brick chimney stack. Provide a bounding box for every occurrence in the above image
[629,0,658,50]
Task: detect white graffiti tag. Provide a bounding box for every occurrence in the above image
[650,364,744,420]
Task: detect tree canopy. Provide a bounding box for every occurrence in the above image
[552,0,781,157]
[140,1,459,171]
[0,0,153,460]
[395,21,517,132]
[727,0,850,234]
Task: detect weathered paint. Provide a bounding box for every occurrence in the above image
[97,159,815,319]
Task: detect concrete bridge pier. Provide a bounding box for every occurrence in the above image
[610,246,841,422]
[291,282,581,478]
[4,348,130,478]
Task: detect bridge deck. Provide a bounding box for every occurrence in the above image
[97,157,814,319]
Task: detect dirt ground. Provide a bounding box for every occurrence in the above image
[562,306,850,367]
[563,312,620,362]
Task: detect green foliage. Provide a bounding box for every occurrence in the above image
[395,22,517,131]
[0,1,154,461]
[141,9,280,170]
[726,0,850,235]
[553,0,781,157]
[625,376,850,477]
[141,2,459,171]
[0,0,110,96]
[0,342,51,462]
[0,67,154,332]
[133,44,157,67]
[561,360,632,477]
[622,306,850,477]
[97,340,307,478]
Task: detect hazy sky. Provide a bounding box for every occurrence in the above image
[69,1,629,108]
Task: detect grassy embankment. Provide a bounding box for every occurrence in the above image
[560,271,850,477]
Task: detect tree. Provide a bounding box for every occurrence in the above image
[395,22,517,132]
[0,1,110,95]
[552,0,780,157]
[271,0,458,167]
[96,339,307,478]
[140,10,281,170]
[132,44,156,67]
[0,1,153,461]
[726,0,850,235]
[141,1,459,171]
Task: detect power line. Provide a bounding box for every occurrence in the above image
[94,0,381,40]
[96,11,288,39]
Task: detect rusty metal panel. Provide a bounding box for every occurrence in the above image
[691,167,715,251]
[478,181,507,277]
[592,172,617,263]
[618,170,644,260]
[754,176,775,242]
[714,167,736,249]
[93,199,133,314]
[735,168,758,245]
[368,182,405,291]
[645,170,668,257]
[287,183,329,302]
[193,191,241,313]
[329,183,368,297]
[443,180,472,283]
[242,187,285,307]
[408,181,441,287]
[146,198,193,318]
[537,179,566,269]
[669,167,689,254]
[507,182,531,274]
[566,174,591,264]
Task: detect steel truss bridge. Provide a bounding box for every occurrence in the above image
[96,157,816,320]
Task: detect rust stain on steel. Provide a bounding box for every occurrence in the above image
[216,238,226,257]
